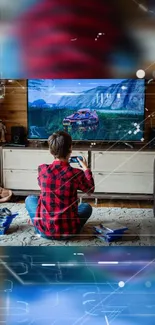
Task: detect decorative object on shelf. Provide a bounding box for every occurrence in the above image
[0,80,5,100]
[0,120,7,143]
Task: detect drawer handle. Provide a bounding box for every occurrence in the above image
[99,152,103,154]
[98,172,103,175]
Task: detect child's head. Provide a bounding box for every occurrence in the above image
[48,131,72,160]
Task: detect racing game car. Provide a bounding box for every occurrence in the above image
[63,109,99,131]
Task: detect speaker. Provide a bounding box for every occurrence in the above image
[11,126,25,144]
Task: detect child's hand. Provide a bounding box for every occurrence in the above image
[77,157,88,171]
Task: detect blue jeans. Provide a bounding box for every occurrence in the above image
[25,195,92,239]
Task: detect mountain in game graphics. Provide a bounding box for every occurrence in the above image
[29,79,144,113]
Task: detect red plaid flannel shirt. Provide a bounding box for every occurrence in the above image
[34,161,94,238]
[17,0,119,78]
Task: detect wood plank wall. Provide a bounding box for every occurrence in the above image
[0,79,155,144]
[0,80,27,142]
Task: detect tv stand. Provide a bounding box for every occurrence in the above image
[1,147,154,201]
[3,143,26,147]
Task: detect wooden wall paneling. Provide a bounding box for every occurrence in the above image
[0,80,27,142]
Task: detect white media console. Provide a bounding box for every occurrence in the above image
[1,147,155,200]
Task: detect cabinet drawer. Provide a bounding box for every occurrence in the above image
[3,170,39,190]
[3,149,53,170]
[91,151,155,173]
[94,172,153,194]
[3,149,88,170]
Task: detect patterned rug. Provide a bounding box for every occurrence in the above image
[0,203,154,246]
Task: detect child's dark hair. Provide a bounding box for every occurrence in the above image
[48,131,72,159]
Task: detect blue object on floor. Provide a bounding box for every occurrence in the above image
[0,208,18,235]
[93,224,128,242]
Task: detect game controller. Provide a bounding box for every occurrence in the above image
[69,156,83,166]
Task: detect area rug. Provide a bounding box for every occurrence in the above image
[0,203,154,246]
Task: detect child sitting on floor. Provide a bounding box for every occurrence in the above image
[25,131,94,239]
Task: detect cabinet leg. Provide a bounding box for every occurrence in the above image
[95,198,98,205]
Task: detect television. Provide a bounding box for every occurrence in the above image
[27,79,145,142]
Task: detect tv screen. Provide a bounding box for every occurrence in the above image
[27,79,145,142]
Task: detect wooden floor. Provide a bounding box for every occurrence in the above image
[16,197,152,208]
[91,200,152,208]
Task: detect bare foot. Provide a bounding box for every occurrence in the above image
[28,219,33,226]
